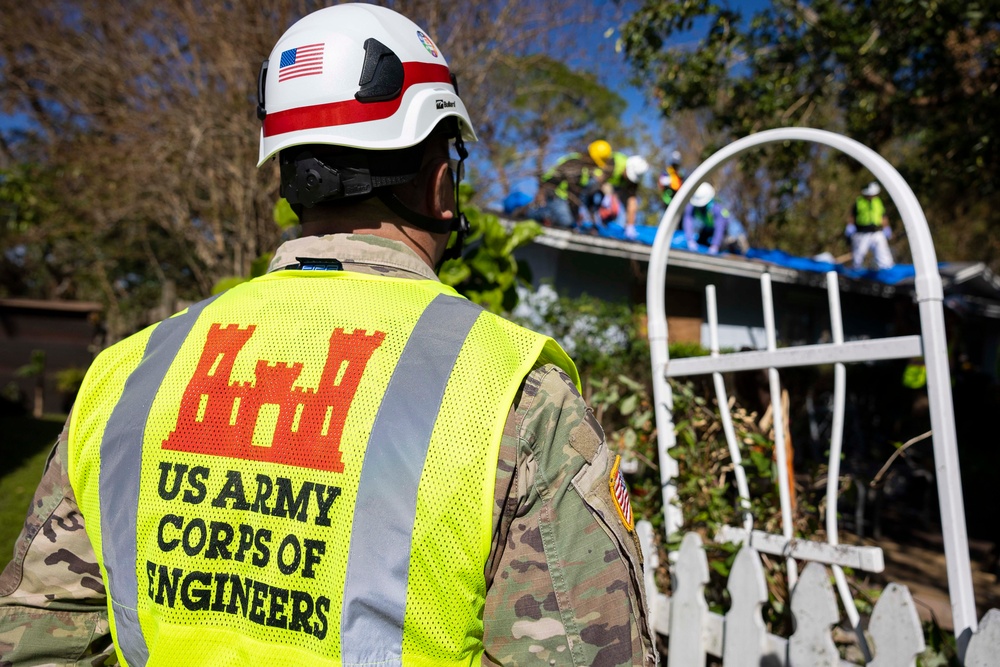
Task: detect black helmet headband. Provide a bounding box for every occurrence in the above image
[280,121,470,261]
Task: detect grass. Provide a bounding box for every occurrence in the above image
[0,414,65,565]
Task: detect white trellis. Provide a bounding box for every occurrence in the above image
[641,127,998,664]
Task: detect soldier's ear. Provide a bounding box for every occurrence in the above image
[425,159,454,221]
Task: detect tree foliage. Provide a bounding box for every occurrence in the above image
[0,0,623,338]
[439,184,544,313]
[0,0,292,339]
[620,0,1000,266]
[482,54,628,197]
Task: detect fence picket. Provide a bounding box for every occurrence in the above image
[723,545,770,666]
[789,562,840,666]
[669,532,710,665]
[965,609,1000,666]
[637,520,662,635]
[868,583,925,667]
[657,530,1000,665]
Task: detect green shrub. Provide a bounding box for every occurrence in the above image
[513,291,844,633]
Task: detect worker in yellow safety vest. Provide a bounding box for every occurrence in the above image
[0,5,655,666]
[595,150,649,240]
[846,181,895,270]
[527,140,613,230]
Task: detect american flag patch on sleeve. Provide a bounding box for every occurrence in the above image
[278,43,325,82]
[609,455,634,531]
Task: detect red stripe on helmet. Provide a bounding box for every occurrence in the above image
[263,62,452,137]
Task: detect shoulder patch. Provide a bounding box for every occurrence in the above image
[609,455,634,532]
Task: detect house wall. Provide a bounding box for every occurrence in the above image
[516,238,1000,544]
[517,243,638,302]
[517,243,911,349]
[0,299,104,414]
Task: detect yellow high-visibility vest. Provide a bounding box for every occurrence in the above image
[855,196,886,228]
[68,269,577,667]
[604,152,628,187]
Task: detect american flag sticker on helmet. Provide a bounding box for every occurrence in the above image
[609,455,634,532]
[278,43,325,83]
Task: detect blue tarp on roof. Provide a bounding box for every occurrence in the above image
[591,221,917,286]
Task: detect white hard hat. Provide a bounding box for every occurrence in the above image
[669,150,682,164]
[625,155,649,183]
[861,181,881,196]
[690,182,716,207]
[257,3,477,166]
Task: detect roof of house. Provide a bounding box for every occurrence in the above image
[0,297,103,314]
[517,219,1000,313]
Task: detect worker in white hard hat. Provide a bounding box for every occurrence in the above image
[846,181,894,270]
[682,182,749,255]
[594,152,649,239]
[0,5,656,666]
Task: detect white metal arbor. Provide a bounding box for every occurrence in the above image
[642,128,982,662]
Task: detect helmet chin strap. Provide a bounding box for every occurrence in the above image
[443,133,470,261]
[375,132,470,264]
[375,191,469,263]
[375,189,460,235]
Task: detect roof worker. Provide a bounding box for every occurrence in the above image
[846,181,894,270]
[0,5,656,666]
[682,182,749,255]
[598,150,649,240]
[525,140,610,231]
[597,180,624,223]
[658,150,685,209]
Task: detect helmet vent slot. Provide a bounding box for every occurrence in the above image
[356,38,404,103]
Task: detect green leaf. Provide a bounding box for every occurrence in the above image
[623,428,637,449]
[709,560,730,576]
[272,198,299,230]
[250,252,273,278]
[437,260,471,287]
[504,220,544,254]
[618,374,643,391]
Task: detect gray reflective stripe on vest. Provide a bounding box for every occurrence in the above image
[99,296,217,666]
[341,293,483,666]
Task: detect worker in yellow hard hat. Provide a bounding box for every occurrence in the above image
[527,141,611,230]
[588,139,612,169]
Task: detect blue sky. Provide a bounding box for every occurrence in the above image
[485,0,775,206]
[1,1,775,210]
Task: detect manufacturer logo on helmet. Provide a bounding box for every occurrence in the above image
[416,31,438,57]
[435,100,456,109]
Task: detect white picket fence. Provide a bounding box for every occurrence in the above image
[636,525,1000,666]
[642,129,1000,664]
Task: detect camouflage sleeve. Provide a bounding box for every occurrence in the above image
[483,364,657,666]
[0,418,117,666]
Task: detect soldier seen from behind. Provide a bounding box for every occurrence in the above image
[0,4,655,666]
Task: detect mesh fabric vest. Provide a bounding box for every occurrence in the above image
[855,196,886,228]
[605,152,628,187]
[68,269,577,667]
[693,205,716,229]
[542,152,592,200]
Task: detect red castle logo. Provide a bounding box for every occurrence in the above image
[162,323,386,472]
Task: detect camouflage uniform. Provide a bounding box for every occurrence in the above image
[0,234,656,666]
